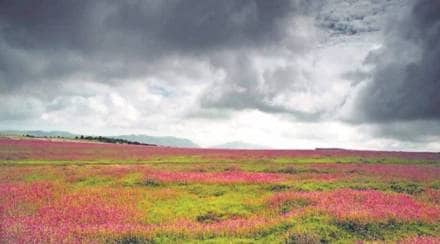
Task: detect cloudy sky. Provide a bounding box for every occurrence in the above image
[0,0,439,150]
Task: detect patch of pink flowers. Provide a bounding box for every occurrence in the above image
[0,182,54,212]
[268,189,440,223]
[144,170,285,184]
[312,164,440,181]
[295,172,350,182]
[421,189,440,205]
[1,185,148,243]
[399,236,440,244]
[2,137,440,162]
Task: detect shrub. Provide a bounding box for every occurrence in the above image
[285,232,322,244]
[110,235,154,244]
[279,199,312,215]
[269,184,291,192]
[142,178,161,187]
[278,166,300,174]
[389,182,424,195]
[196,211,224,223]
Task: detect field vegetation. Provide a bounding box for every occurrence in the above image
[0,137,439,243]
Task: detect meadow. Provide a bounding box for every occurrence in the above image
[0,137,439,243]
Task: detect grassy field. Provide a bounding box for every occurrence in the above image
[0,137,439,243]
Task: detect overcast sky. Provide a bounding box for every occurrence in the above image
[0,0,439,150]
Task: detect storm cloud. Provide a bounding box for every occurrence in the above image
[353,0,440,122]
[0,0,439,150]
[0,0,293,92]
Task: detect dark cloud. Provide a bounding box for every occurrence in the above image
[103,0,293,53]
[0,0,324,123]
[0,0,293,94]
[0,1,96,51]
[354,0,440,122]
[369,120,440,143]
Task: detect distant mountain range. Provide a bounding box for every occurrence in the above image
[212,141,269,149]
[111,135,198,148]
[0,130,271,149]
[0,130,77,138]
[0,130,199,148]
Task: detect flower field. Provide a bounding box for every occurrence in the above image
[0,138,439,243]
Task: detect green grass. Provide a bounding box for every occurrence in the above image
[335,220,439,241]
[23,172,59,182]
[139,185,267,224]
[1,147,439,243]
[2,155,439,166]
[273,156,440,165]
[74,176,115,187]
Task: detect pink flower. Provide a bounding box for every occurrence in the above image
[144,171,284,184]
[268,189,440,223]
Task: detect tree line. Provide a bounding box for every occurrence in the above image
[75,135,157,146]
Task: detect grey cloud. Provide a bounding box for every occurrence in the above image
[316,0,402,37]
[342,70,372,86]
[0,95,45,121]
[368,120,440,143]
[0,1,96,51]
[104,0,293,53]
[199,52,324,121]
[194,1,332,120]
[196,0,409,121]
[0,0,293,92]
[353,0,440,122]
[0,0,297,122]
[0,0,323,121]
[1,0,439,151]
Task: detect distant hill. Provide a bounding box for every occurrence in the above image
[212,141,269,149]
[112,135,199,148]
[0,130,77,138]
[0,130,199,148]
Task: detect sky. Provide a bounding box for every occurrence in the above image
[0,0,439,150]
